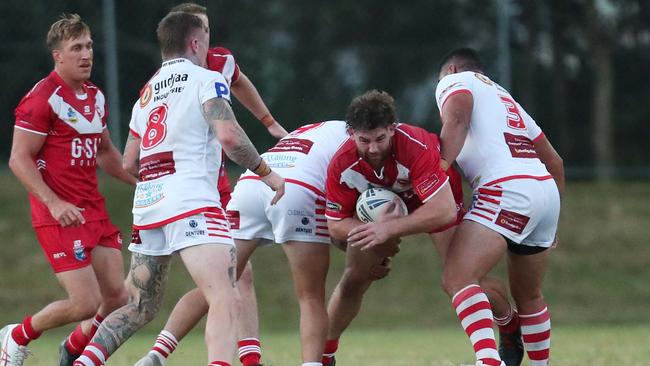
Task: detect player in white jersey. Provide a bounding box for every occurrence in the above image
[132,4,289,366]
[72,12,284,366]
[435,48,564,366]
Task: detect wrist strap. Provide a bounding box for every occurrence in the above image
[253,158,272,177]
[260,113,275,128]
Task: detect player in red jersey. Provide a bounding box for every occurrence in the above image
[133,4,288,366]
[321,90,516,366]
[0,14,136,366]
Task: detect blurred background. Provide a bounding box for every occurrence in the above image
[1,0,649,359]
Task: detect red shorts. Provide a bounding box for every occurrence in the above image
[34,220,122,273]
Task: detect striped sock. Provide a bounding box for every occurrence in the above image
[520,306,551,365]
[73,342,108,366]
[321,338,339,365]
[238,338,261,366]
[452,284,502,366]
[11,315,41,346]
[494,305,520,334]
[88,314,104,339]
[207,362,230,366]
[150,330,178,362]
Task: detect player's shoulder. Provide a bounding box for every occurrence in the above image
[25,73,60,100]
[208,46,234,57]
[394,123,432,150]
[329,138,357,171]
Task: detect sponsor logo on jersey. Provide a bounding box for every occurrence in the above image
[301,217,310,225]
[140,84,153,108]
[185,229,206,237]
[134,181,166,208]
[53,252,67,259]
[83,105,91,115]
[326,200,342,212]
[415,173,440,197]
[215,81,229,98]
[154,73,188,94]
[474,73,493,85]
[268,138,314,155]
[67,107,78,123]
[226,210,240,230]
[295,227,313,234]
[503,133,538,158]
[73,239,86,261]
[189,219,198,228]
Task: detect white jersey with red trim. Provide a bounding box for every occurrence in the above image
[435,71,550,188]
[240,120,349,194]
[129,58,232,229]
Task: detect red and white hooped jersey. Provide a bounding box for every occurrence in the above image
[325,123,450,221]
[206,46,241,202]
[129,58,232,229]
[240,120,349,195]
[14,71,109,227]
[435,71,550,189]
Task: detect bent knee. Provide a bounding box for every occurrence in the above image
[70,299,101,320]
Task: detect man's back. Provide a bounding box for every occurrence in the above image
[435,71,550,188]
[129,58,231,229]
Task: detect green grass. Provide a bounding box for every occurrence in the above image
[22,325,650,365]
[1,171,650,363]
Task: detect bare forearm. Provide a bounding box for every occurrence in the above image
[328,217,363,241]
[231,74,270,120]
[98,143,137,185]
[8,155,58,205]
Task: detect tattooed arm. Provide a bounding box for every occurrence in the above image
[202,97,285,204]
[89,253,171,355]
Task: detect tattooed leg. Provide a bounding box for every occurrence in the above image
[89,253,171,356]
[179,244,239,363]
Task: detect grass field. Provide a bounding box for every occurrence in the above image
[1,171,650,364]
[20,325,650,365]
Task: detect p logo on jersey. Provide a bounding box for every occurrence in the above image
[215,82,229,98]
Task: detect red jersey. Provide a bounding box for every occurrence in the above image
[206,46,241,202]
[14,71,109,227]
[325,123,455,221]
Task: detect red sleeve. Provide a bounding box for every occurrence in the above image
[325,160,359,220]
[14,95,52,135]
[400,130,448,203]
[207,46,241,83]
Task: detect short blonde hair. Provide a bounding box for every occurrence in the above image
[46,13,90,51]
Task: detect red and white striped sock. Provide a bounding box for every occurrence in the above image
[520,306,551,365]
[73,342,108,366]
[65,314,104,356]
[149,330,178,363]
[321,338,339,365]
[11,315,41,346]
[238,338,261,366]
[207,362,230,366]
[452,284,502,366]
[494,305,520,334]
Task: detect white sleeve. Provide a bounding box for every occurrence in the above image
[435,73,473,111]
[199,70,232,104]
[518,103,544,141]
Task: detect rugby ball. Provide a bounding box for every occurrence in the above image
[355,187,408,223]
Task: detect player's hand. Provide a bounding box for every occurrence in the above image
[370,257,392,280]
[261,171,285,205]
[348,222,393,251]
[48,197,86,227]
[267,122,288,139]
[376,199,402,223]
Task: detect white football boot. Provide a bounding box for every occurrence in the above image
[0,325,31,366]
[134,352,165,366]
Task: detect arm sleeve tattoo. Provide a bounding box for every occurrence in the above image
[202,97,262,171]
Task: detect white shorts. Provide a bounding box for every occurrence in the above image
[129,210,234,256]
[464,177,560,248]
[226,178,330,245]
